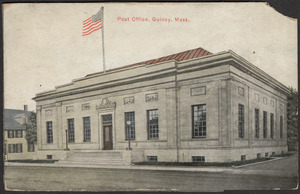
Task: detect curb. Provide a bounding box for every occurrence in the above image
[4,162,228,173]
[232,156,288,169]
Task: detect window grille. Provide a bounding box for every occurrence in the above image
[102,114,112,123]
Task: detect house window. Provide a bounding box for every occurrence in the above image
[147,110,159,139]
[8,144,15,153]
[147,156,157,162]
[263,111,267,138]
[83,117,91,142]
[192,104,207,138]
[28,143,35,152]
[125,112,135,140]
[68,118,75,142]
[192,156,205,163]
[270,113,274,139]
[46,121,53,143]
[16,144,22,153]
[8,131,14,138]
[255,109,259,138]
[280,116,283,139]
[238,104,244,138]
[16,130,23,138]
[4,144,6,155]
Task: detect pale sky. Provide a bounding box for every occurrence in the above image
[3,3,297,111]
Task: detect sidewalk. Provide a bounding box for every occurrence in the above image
[4,154,295,176]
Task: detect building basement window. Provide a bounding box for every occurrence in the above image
[257,153,261,159]
[265,153,269,157]
[241,155,246,161]
[147,156,158,162]
[47,155,53,159]
[192,156,205,163]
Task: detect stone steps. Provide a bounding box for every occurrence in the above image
[58,151,129,166]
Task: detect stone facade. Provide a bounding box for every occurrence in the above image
[33,49,288,163]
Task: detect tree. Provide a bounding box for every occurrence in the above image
[25,112,37,144]
[287,87,298,151]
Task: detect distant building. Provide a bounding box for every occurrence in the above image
[33,47,288,163]
[4,106,37,160]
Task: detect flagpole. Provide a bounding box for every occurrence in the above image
[101,7,106,73]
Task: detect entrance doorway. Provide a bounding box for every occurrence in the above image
[102,114,113,150]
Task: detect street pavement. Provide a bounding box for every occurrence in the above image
[4,154,299,191]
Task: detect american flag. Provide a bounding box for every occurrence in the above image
[82,8,103,36]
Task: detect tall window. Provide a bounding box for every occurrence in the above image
[83,117,91,142]
[8,131,14,138]
[192,104,207,138]
[125,112,135,140]
[255,109,259,138]
[16,144,22,153]
[8,144,15,153]
[68,118,75,142]
[270,113,274,139]
[263,111,267,138]
[46,121,53,143]
[28,143,35,152]
[280,116,283,139]
[238,104,244,138]
[147,110,159,139]
[16,130,23,138]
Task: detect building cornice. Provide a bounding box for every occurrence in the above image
[33,50,290,102]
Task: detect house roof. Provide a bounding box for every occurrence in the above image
[4,109,33,130]
[86,47,212,77]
